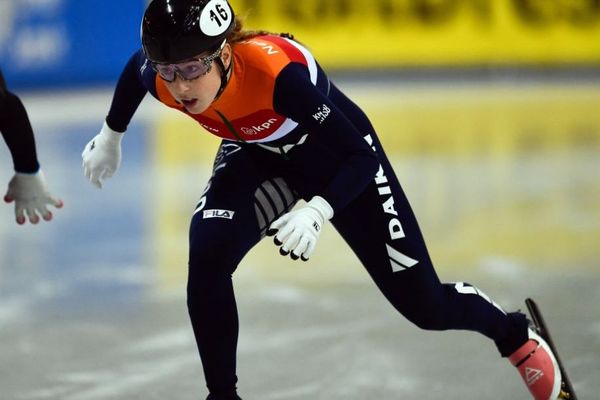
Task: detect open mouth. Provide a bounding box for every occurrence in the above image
[180,98,198,108]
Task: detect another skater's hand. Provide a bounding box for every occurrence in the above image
[81,121,124,188]
[267,196,333,261]
[4,170,63,225]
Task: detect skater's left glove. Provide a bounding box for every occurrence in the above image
[267,196,333,261]
[4,170,63,225]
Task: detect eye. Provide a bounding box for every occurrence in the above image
[179,62,209,79]
[182,64,202,74]
[156,65,174,75]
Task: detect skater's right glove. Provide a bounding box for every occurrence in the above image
[267,196,334,261]
[81,121,124,188]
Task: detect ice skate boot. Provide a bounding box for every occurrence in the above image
[510,327,562,399]
[509,298,578,399]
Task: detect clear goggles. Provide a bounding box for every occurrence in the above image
[152,41,225,82]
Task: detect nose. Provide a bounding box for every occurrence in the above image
[172,75,192,93]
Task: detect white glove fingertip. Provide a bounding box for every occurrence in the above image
[275,227,293,246]
[292,237,310,260]
[39,208,52,221]
[269,215,287,231]
[14,204,25,225]
[90,167,107,188]
[51,197,64,209]
[25,207,39,224]
[35,203,51,219]
[303,241,316,260]
[90,172,103,188]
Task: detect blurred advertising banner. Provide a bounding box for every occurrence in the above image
[0,0,145,90]
[2,0,598,91]
[231,0,600,68]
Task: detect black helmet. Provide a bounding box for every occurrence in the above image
[142,0,235,64]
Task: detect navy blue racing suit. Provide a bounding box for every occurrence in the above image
[105,35,528,399]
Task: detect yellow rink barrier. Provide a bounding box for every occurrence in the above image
[230,0,600,68]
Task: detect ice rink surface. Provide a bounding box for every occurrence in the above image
[1,76,599,399]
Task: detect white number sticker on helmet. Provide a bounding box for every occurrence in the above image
[199,0,232,37]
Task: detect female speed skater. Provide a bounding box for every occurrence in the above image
[81,0,564,399]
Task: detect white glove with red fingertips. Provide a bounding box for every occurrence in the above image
[4,170,63,225]
[81,121,123,188]
[267,196,334,261]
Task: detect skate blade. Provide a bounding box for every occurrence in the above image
[525,298,578,400]
[558,384,574,399]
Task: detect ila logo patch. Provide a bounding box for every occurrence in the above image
[203,209,235,220]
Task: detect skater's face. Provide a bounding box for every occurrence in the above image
[158,43,232,114]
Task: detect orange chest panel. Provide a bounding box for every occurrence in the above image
[155,35,312,143]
